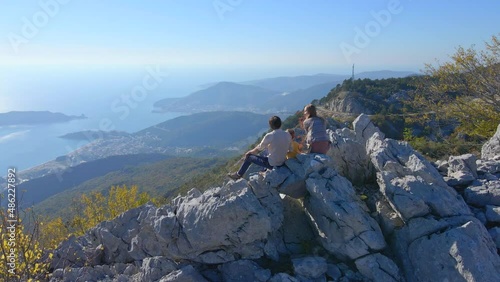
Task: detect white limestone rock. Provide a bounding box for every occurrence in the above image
[482,124,500,160]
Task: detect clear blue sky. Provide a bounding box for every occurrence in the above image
[0,0,498,73]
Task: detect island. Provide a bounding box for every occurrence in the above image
[0,111,87,126]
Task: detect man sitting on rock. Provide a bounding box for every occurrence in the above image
[228,116,292,180]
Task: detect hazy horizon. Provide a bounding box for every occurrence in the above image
[0,64,418,113]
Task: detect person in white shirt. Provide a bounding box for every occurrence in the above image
[228,116,292,180]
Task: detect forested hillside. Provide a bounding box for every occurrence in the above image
[32,157,227,219]
[136,111,269,147]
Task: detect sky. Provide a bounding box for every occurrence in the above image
[0,0,499,74]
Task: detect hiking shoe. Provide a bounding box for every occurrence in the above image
[227,172,241,180]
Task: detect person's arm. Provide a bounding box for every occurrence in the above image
[302,118,311,131]
[246,132,271,157]
[301,115,310,130]
[245,147,260,157]
[299,115,306,130]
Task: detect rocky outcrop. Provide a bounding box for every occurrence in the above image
[368,121,498,281]
[327,114,380,185]
[445,154,478,187]
[482,124,500,160]
[328,115,500,281]
[327,91,374,115]
[303,164,386,260]
[52,180,283,270]
[49,116,500,282]
[433,125,500,256]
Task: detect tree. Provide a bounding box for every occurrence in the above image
[69,185,149,236]
[0,210,51,281]
[1,185,152,280]
[415,34,500,137]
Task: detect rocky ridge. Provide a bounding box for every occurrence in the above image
[49,114,500,282]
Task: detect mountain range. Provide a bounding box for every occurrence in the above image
[154,71,417,113]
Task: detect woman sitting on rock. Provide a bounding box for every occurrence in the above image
[302,104,330,154]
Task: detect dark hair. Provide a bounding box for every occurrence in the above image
[286,128,295,138]
[269,116,281,130]
[304,104,317,117]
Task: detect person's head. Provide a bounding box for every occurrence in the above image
[286,128,295,139]
[269,116,282,130]
[304,104,317,118]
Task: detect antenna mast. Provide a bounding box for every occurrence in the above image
[350,64,355,92]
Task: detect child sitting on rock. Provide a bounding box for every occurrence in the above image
[286,128,301,159]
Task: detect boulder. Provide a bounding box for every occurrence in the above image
[292,256,328,280]
[271,154,335,199]
[219,260,271,282]
[434,159,449,176]
[326,263,342,281]
[280,196,316,254]
[52,180,284,269]
[374,195,405,236]
[174,185,278,263]
[369,133,471,221]
[326,114,382,185]
[368,133,449,188]
[470,206,488,225]
[485,205,500,223]
[138,257,177,282]
[50,263,140,282]
[464,180,500,207]
[489,227,500,249]
[392,216,500,282]
[355,253,402,282]
[377,172,470,220]
[353,114,385,144]
[446,154,478,187]
[482,124,500,160]
[477,159,500,177]
[304,168,386,260]
[328,128,375,185]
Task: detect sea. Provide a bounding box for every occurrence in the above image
[0,64,306,175]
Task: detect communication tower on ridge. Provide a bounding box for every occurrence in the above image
[350,64,355,92]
